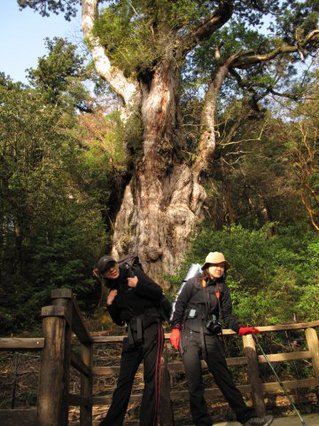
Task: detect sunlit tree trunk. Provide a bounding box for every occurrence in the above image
[111,59,206,282]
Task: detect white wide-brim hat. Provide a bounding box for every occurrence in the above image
[202,251,230,270]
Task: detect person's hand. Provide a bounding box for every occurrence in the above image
[238,326,260,336]
[107,289,118,306]
[170,328,181,350]
[128,276,138,288]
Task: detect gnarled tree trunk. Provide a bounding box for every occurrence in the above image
[111,59,206,283]
[82,0,235,283]
[111,57,241,282]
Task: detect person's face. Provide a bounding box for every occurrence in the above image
[207,262,225,279]
[102,262,120,280]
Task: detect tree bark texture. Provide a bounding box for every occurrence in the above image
[82,1,223,283]
[111,60,206,283]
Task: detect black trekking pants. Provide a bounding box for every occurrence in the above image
[99,322,164,426]
[181,328,255,426]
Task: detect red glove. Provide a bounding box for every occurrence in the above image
[170,328,181,350]
[238,326,260,336]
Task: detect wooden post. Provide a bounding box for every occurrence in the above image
[80,343,93,426]
[305,327,319,385]
[51,289,73,426]
[37,306,71,426]
[242,335,265,417]
[159,347,174,426]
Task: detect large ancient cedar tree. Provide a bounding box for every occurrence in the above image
[19,0,319,283]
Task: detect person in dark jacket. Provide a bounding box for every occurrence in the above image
[170,252,273,426]
[96,255,165,426]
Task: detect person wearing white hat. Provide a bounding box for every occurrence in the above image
[170,252,273,426]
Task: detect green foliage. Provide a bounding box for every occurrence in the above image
[93,2,173,76]
[27,37,89,109]
[180,1,318,118]
[81,110,127,167]
[273,0,319,45]
[169,224,319,326]
[74,109,130,223]
[14,0,319,335]
[0,35,143,334]
[93,0,280,76]
[17,0,79,21]
[197,22,271,74]
[0,73,106,334]
[124,110,144,156]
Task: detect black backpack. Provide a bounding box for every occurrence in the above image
[118,254,144,275]
[99,254,172,323]
[120,254,172,323]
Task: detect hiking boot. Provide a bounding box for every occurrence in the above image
[243,415,274,426]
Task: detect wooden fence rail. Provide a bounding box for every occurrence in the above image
[91,324,319,419]
[0,288,319,425]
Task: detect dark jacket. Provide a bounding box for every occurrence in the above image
[170,273,241,333]
[106,265,163,326]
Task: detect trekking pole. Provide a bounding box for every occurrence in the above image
[253,335,307,426]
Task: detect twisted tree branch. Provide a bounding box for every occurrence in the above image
[82,0,140,112]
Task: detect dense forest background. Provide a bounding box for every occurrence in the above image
[1,1,319,334]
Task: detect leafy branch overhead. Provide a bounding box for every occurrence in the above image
[20,1,319,119]
[80,1,318,162]
[17,0,79,20]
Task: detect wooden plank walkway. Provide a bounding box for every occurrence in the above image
[117,414,319,426]
[214,413,319,425]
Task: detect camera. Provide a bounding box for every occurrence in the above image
[206,315,222,334]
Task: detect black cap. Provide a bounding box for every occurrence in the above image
[96,255,117,274]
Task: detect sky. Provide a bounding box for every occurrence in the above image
[0,0,82,83]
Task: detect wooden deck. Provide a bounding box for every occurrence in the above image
[214,413,319,425]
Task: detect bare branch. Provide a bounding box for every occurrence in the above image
[301,192,319,232]
[221,137,261,147]
[224,150,252,156]
[221,156,245,168]
[82,0,140,112]
[192,53,241,174]
[231,29,319,69]
[229,68,268,111]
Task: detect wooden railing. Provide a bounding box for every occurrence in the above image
[0,288,93,426]
[91,322,319,420]
[0,338,43,426]
[1,288,319,425]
